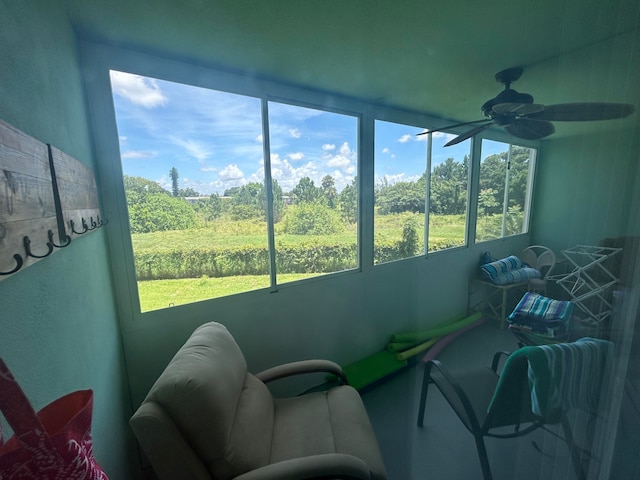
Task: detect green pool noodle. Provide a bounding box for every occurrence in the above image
[389,313,464,345]
[341,350,408,390]
[391,311,482,344]
[386,314,464,352]
[396,337,440,361]
[386,341,422,352]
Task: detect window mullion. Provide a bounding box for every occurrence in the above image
[468,138,481,244]
[424,133,432,256]
[501,144,512,237]
[261,98,278,291]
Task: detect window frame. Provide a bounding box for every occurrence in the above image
[83,42,371,323]
[80,40,540,326]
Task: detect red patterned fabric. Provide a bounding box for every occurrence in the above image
[0,359,108,479]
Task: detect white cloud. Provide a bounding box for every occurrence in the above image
[325,142,356,175]
[171,137,210,161]
[289,128,301,138]
[339,142,354,156]
[200,166,218,172]
[219,164,244,181]
[255,134,263,143]
[327,155,351,169]
[110,71,167,108]
[121,150,154,159]
[434,131,457,143]
[382,147,390,154]
[270,153,283,166]
[415,131,456,142]
[267,155,322,191]
[156,174,170,191]
[398,134,413,143]
[288,152,305,161]
[322,143,336,151]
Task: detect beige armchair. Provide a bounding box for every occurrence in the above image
[130,322,388,480]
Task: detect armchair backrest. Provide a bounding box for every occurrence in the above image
[520,245,556,279]
[131,322,275,480]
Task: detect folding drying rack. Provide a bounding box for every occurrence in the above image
[549,245,622,325]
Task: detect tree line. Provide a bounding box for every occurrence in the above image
[124,146,530,234]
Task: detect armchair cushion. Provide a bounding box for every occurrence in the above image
[271,386,387,479]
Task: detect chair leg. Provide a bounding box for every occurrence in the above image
[417,363,432,427]
[560,413,587,480]
[474,435,493,480]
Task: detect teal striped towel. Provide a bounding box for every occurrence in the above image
[489,338,612,417]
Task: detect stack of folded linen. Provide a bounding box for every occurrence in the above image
[507,292,573,339]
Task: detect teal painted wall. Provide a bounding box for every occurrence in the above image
[0,2,138,478]
[530,126,639,251]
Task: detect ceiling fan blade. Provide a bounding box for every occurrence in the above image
[504,118,555,140]
[529,102,635,121]
[491,102,545,116]
[416,118,492,136]
[444,122,494,146]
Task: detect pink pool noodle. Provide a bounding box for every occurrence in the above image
[421,317,486,364]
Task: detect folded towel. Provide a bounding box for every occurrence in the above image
[509,292,573,322]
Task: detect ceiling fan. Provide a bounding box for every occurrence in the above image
[418,66,635,146]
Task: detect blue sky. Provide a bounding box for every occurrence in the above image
[110,71,505,195]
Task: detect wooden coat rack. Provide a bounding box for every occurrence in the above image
[0,119,106,280]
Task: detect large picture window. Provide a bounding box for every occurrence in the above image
[110,71,359,312]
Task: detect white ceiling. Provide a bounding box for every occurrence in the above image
[68,0,640,138]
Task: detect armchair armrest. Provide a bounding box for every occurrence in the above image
[233,453,372,480]
[255,359,348,385]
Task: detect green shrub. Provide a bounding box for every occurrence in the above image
[398,217,419,257]
[128,194,200,233]
[282,202,344,235]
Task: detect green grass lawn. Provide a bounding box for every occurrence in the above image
[133,212,474,311]
[138,273,312,311]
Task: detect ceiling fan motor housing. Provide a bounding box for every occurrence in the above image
[481,88,535,117]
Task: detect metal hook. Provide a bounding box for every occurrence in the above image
[0,254,23,276]
[97,215,108,227]
[48,229,71,248]
[88,217,98,230]
[70,219,88,235]
[23,235,53,259]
